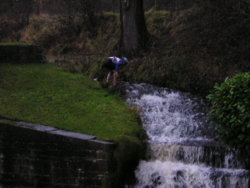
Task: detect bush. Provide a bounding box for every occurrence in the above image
[207,73,250,164]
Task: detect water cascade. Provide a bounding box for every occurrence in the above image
[123,83,249,188]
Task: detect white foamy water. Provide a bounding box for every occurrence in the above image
[127,89,211,143]
[123,83,250,188]
[134,161,249,188]
[148,142,245,169]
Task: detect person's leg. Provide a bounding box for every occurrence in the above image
[106,72,111,84]
[103,59,115,85]
[112,71,119,85]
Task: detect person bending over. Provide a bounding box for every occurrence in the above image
[102,56,129,85]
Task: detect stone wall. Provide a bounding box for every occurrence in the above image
[0,45,45,64]
[0,119,116,188]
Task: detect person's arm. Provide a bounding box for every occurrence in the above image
[113,71,119,85]
[115,60,123,72]
[114,64,119,82]
[115,63,119,72]
[113,59,122,85]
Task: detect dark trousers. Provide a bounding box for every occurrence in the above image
[102,59,115,71]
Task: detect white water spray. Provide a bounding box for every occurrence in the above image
[124,83,249,188]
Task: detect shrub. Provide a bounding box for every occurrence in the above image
[207,73,250,164]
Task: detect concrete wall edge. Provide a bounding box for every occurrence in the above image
[0,118,115,145]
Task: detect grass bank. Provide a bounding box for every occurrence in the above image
[0,63,145,142]
[0,63,147,186]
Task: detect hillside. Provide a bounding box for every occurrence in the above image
[0,63,144,141]
[1,0,249,96]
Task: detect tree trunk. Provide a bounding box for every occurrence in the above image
[112,0,115,13]
[119,0,149,56]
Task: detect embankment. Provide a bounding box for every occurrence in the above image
[0,46,146,187]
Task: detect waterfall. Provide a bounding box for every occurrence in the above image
[123,83,249,188]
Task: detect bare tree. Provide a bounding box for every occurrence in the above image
[119,0,149,56]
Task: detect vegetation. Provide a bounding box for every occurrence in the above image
[1,0,249,145]
[0,63,145,142]
[0,42,31,46]
[1,1,246,97]
[0,0,249,184]
[207,73,250,166]
[121,0,250,96]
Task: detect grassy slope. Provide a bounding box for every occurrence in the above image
[0,63,143,141]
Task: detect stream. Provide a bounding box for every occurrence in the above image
[123,83,249,188]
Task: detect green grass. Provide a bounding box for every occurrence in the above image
[0,63,143,141]
[0,42,31,46]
